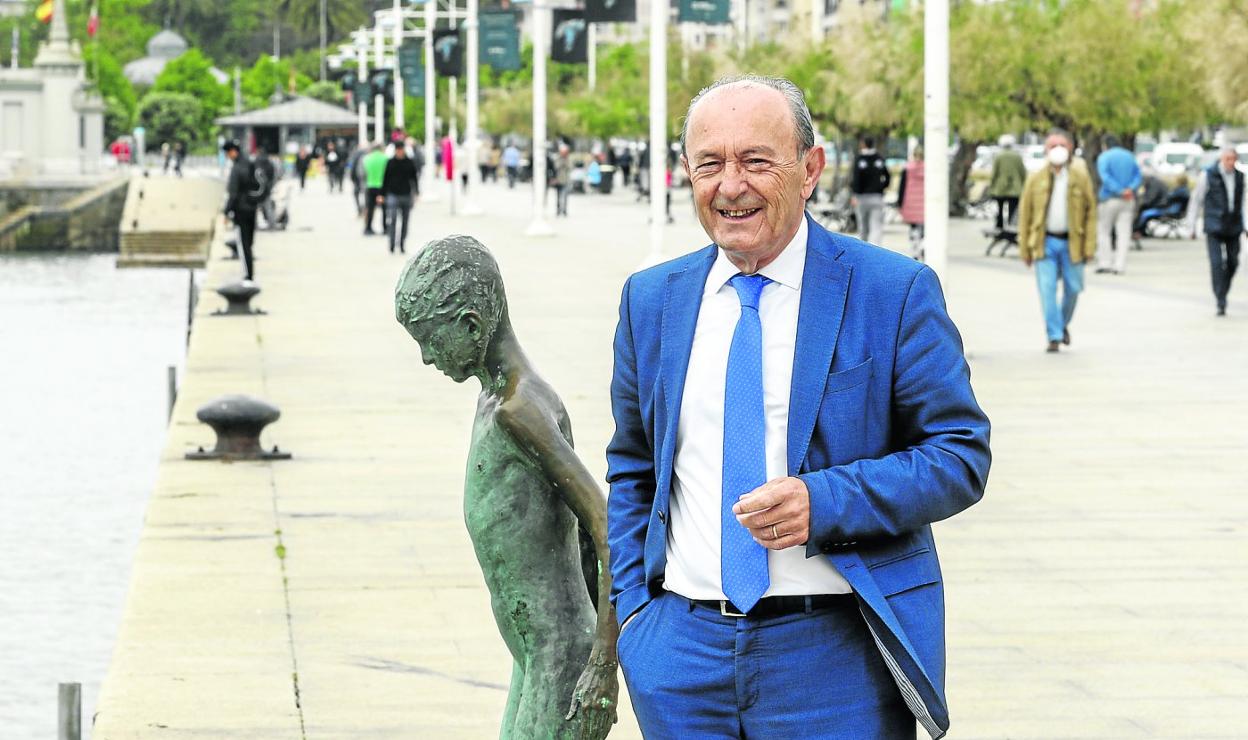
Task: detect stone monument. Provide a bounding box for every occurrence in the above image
[395,236,618,739]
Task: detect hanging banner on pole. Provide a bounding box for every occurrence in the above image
[550,9,587,64]
[479,10,521,71]
[678,0,731,24]
[432,29,463,77]
[398,41,426,97]
[585,0,635,23]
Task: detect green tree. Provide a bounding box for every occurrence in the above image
[152,48,232,138]
[241,54,312,108]
[302,80,345,105]
[136,91,203,146]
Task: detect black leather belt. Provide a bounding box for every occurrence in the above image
[1045,231,1069,240]
[690,593,855,618]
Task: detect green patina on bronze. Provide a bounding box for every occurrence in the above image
[396,235,620,739]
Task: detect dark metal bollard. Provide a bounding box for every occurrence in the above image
[212,281,265,316]
[58,683,80,740]
[185,394,292,461]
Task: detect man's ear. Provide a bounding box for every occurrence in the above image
[681,154,692,182]
[802,145,826,200]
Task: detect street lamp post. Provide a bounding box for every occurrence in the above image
[356,32,369,147]
[373,21,385,142]
[924,0,949,282]
[423,0,440,202]
[641,0,667,265]
[461,0,484,215]
[525,2,553,237]
[393,0,405,130]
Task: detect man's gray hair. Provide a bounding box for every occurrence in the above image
[680,75,816,156]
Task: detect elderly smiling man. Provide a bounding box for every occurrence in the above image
[605,75,992,739]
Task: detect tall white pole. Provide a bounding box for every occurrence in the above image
[449,74,459,213]
[319,0,328,80]
[423,0,439,202]
[642,0,667,265]
[374,23,385,142]
[357,36,368,147]
[923,0,949,282]
[393,0,405,130]
[587,22,596,91]
[461,0,483,214]
[525,4,553,236]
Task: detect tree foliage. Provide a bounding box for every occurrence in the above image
[136,91,203,145]
[152,48,232,140]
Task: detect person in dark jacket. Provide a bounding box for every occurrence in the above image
[381,145,419,254]
[324,141,346,193]
[850,136,890,245]
[253,146,278,229]
[295,146,313,190]
[1187,146,1247,316]
[222,140,259,282]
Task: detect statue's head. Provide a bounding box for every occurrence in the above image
[395,235,507,383]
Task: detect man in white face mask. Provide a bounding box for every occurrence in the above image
[1017,130,1098,352]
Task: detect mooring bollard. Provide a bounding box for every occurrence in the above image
[185,394,292,461]
[212,281,265,316]
[58,682,80,740]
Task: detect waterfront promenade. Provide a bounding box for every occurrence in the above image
[94,178,1247,738]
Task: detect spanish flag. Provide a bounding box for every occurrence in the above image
[36,0,53,24]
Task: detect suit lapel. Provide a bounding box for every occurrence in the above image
[787,217,851,475]
[658,246,717,492]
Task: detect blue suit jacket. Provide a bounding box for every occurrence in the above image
[606,215,991,738]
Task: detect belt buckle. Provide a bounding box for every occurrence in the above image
[719,600,747,618]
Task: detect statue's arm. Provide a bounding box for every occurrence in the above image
[497,401,617,648]
[499,401,620,736]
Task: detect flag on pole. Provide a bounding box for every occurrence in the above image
[35,0,53,24]
[87,0,100,37]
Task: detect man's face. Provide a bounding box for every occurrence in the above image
[1044,134,1070,155]
[402,312,486,383]
[682,85,824,266]
[226,149,238,161]
[1220,150,1238,172]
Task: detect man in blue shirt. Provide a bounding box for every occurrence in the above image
[1095,135,1142,274]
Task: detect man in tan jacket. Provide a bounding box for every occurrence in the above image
[1018,130,1097,352]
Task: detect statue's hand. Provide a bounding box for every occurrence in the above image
[565,648,619,740]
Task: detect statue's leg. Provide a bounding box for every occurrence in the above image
[511,636,592,739]
[500,662,523,740]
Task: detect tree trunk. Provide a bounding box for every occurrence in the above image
[948,136,982,217]
[1080,127,1104,195]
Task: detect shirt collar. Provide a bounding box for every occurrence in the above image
[705,215,808,296]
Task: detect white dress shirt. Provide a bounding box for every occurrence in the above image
[1046,166,1069,234]
[664,216,851,600]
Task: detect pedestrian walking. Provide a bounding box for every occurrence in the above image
[363,143,389,235]
[553,143,572,217]
[503,142,521,188]
[897,146,926,260]
[1018,130,1097,353]
[324,141,345,193]
[608,75,991,740]
[172,141,184,177]
[348,146,366,213]
[989,134,1026,230]
[222,140,262,282]
[850,136,890,245]
[295,146,313,190]
[161,142,172,173]
[1095,135,1141,274]
[381,145,419,254]
[1187,145,1246,316]
[253,147,278,230]
[408,138,423,196]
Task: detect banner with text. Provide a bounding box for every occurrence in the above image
[398,41,425,97]
[678,0,731,24]
[479,10,521,71]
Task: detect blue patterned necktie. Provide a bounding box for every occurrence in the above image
[721,273,771,613]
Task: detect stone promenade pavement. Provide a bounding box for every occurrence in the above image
[94,175,1247,738]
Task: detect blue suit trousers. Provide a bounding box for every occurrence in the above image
[618,591,915,739]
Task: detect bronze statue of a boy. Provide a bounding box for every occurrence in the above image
[395,235,619,739]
